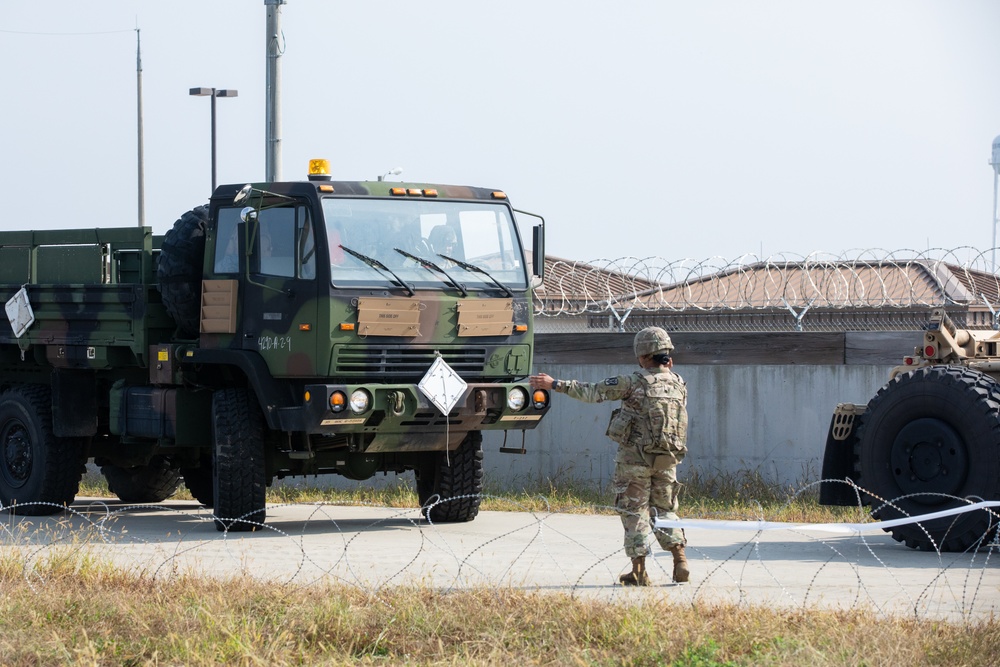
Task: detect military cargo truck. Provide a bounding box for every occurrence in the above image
[0,160,550,530]
[820,308,999,551]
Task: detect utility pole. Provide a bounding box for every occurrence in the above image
[992,135,1000,272]
[136,27,145,228]
[265,0,286,182]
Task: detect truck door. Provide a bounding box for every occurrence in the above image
[240,203,320,377]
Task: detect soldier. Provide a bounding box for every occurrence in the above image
[529,326,690,586]
[428,224,457,256]
[428,225,458,267]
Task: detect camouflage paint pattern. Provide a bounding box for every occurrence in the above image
[554,368,688,555]
[0,176,547,478]
[0,227,166,372]
[614,462,684,557]
[191,179,545,448]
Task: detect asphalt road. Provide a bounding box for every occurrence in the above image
[6,498,997,622]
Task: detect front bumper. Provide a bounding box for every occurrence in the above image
[276,381,549,451]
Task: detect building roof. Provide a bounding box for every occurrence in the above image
[534,256,1000,332]
[533,255,662,313]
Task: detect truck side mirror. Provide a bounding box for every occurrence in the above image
[532,224,545,280]
[234,184,254,206]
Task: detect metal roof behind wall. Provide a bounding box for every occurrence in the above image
[534,256,1000,332]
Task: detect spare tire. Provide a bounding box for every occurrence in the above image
[157,206,209,338]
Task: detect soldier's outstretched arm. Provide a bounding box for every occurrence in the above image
[530,372,634,403]
[529,373,555,390]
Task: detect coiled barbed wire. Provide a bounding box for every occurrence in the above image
[5,491,998,621]
[533,248,1000,331]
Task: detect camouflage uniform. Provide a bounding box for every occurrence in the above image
[554,366,688,557]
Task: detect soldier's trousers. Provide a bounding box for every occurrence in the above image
[613,462,684,558]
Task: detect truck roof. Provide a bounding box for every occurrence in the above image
[211,180,507,204]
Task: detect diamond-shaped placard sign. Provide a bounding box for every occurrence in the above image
[418,356,468,416]
[5,287,34,339]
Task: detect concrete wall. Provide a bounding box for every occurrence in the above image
[483,362,892,489]
[278,330,917,492]
[480,330,919,489]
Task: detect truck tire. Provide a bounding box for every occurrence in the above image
[856,366,1000,551]
[101,458,181,503]
[157,206,209,338]
[415,431,483,523]
[212,388,266,531]
[0,385,85,515]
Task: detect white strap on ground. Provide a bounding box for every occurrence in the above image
[654,500,1000,534]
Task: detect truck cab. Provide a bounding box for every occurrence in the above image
[0,160,550,531]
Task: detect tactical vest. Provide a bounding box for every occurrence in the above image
[605,370,688,463]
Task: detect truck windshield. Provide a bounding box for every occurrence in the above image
[323,198,528,291]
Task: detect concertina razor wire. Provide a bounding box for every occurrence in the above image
[532,247,1000,333]
[2,487,997,622]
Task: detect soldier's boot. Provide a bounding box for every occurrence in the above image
[618,557,650,586]
[669,544,690,583]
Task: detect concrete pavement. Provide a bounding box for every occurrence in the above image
[3,498,996,622]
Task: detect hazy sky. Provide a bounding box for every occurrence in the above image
[4,1,1000,264]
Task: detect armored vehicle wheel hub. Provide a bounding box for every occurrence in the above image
[889,418,967,501]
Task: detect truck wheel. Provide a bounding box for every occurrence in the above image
[101,458,181,503]
[415,431,483,522]
[856,366,1000,551]
[212,389,266,531]
[181,458,214,507]
[0,385,85,515]
[157,206,208,338]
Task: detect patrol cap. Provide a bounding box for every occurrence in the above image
[633,326,673,357]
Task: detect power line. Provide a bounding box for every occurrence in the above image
[0,28,133,36]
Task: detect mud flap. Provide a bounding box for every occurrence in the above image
[52,369,97,437]
[818,403,866,506]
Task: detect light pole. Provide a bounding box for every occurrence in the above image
[377,167,403,182]
[189,87,239,191]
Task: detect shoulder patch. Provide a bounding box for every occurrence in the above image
[604,377,619,386]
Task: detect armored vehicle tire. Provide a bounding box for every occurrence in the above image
[212,389,266,531]
[101,459,181,504]
[415,431,484,523]
[181,459,214,507]
[0,385,85,516]
[856,366,1000,552]
[157,205,209,338]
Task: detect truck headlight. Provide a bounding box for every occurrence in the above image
[507,387,527,411]
[350,389,371,414]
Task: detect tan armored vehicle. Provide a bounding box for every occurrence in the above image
[820,308,1000,551]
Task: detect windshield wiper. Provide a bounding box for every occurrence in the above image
[437,255,514,298]
[394,248,469,297]
[339,245,415,297]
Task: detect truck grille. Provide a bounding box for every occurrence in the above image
[333,345,488,378]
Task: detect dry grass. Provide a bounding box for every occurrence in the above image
[31,473,997,665]
[0,552,994,666]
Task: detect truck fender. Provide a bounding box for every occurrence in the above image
[180,348,289,430]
